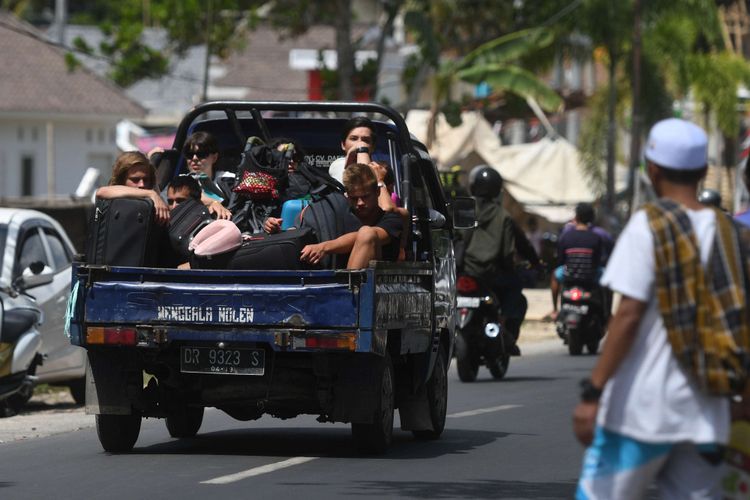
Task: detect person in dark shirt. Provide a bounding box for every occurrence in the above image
[300,163,402,268]
[550,202,606,319]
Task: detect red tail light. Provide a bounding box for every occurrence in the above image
[86,326,137,345]
[457,276,479,294]
[570,288,583,301]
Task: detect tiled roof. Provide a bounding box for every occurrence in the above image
[216,24,368,100]
[0,12,144,117]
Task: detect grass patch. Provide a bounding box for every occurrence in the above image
[33,383,68,395]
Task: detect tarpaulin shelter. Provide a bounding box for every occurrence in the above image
[405,110,627,223]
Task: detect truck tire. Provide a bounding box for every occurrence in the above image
[166,406,204,438]
[96,414,141,453]
[352,353,394,454]
[413,345,448,441]
[455,334,478,382]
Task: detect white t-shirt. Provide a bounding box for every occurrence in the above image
[328,157,345,184]
[597,208,730,444]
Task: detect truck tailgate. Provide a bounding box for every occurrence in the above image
[78,267,360,329]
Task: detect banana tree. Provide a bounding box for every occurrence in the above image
[425,27,563,147]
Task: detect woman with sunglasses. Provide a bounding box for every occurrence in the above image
[95,151,170,225]
[182,132,233,220]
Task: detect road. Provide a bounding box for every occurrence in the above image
[0,332,596,500]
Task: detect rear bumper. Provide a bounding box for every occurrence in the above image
[79,325,387,355]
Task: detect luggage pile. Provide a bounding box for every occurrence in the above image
[86,138,359,271]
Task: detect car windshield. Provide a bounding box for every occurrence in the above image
[0,224,5,272]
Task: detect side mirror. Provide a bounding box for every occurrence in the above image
[452,196,476,230]
[14,261,54,291]
[428,209,446,229]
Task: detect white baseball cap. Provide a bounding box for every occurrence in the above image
[644,118,708,170]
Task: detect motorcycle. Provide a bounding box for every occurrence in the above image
[556,283,606,355]
[455,274,520,382]
[0,263,49,416]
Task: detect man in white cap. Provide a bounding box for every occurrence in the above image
[572,118,750,499]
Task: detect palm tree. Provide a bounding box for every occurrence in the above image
[573,0,750,216]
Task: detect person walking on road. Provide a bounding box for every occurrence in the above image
[572,118,750,499]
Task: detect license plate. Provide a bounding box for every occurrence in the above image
[180,346,265,375]
[457,296,481,308]
[562,304,589,315]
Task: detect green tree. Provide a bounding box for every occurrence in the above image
[568,0,750,216]
[51,1,255,89]
[401,0,568,146]
[419,26,563,147]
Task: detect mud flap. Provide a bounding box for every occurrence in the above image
[398,390,431,431]
[85,350,141,415]
[330,354,383,424]
[398,352,432,431]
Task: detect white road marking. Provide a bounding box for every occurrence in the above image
[447,404,521,418]
[201,456,318,484]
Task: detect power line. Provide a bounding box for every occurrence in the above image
[541,0,584,27]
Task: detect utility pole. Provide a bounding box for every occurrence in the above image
[628,0,642,215]
[54,0,67,45]
[202,0,213,103]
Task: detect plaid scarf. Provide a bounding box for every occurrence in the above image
[644,199,750,396]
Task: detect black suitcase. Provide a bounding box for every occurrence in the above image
[85,197,162,266]
[167,199,213,260]
[226,227,317,270]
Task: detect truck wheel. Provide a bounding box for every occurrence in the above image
[455,334,478,382]
[352,353,394,454]
[488,354,510,379]
[568,330,583,356]
[166,406,204,438]
[96,414,141,453]
[413,345,448,441]
[68,377,86,405]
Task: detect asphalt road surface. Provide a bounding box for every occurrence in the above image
[0,334,596,500]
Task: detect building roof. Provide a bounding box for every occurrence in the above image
[215,24,368,101]
[0,12,144,118]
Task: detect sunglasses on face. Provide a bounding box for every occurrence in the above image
[184,149,211,160]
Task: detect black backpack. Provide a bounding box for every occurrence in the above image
[228,137,347,236]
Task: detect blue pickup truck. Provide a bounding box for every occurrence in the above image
[68,101,473,454]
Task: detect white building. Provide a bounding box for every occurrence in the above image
[0,12,143,199]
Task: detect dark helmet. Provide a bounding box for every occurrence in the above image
[698,188,722,208]
[469,165,503,199]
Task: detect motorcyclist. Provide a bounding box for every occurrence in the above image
[550,202,607,321]
[461,165,528,355]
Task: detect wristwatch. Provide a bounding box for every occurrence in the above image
[356,146,370,154]
[579,378,603,402]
